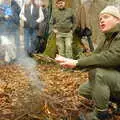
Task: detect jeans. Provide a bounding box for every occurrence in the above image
[24,28,37,54]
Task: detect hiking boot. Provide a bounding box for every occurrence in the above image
[75,112,99,120]
[77,109,113,120]
[113,103,120,115]
[108,102,120,115]
[86,111,100,120]
[76,113,86,120]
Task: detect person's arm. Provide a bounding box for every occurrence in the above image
[55,55,78,69]
[76,38,120,68]
[42,7,49,22]
[49,11,57,33]
[56,37,120,69]
[36,6,44,23]
[19,4,27,21]
[71,9,76,33]
[11,0,21,24]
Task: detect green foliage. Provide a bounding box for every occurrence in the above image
[43,32,57,58]
[72,33,85,59]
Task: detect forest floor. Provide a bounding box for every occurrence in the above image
[0,55,120,120]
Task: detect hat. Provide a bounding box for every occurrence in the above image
[100,6,120,19]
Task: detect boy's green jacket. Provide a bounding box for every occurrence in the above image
[76,23,120,70]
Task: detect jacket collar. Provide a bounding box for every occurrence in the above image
[105,23,120,39]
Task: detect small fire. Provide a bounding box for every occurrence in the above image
[46,108,51,114]
[44,102,51,114]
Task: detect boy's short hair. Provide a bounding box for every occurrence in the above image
[56,0,65,3]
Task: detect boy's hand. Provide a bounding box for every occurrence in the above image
[55,55,78,69]
[60,59,78,69]
[55,54,67,63]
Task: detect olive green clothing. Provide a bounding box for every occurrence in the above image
[78,23,120,110]
[79,68,120,109]
[76,24,120,68]
[50,8,75,33]
[56,31,73,58]
[50,8,75,58]
[85,108,112,120]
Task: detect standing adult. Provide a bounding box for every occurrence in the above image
[50,0,76,59]
[35,1,49,53]
[11,0,21,54]
[0,0,20,63]
[19,0,44,56]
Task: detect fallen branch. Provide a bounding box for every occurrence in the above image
[14,113,28,120]
[33,54,57,64]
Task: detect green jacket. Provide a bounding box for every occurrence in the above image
[50,8,75,33]
[76,23,120,70]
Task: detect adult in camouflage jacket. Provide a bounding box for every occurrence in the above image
[55,5,120,120]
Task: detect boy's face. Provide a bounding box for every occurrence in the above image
[56,1,65,9]
[99,14,120,33]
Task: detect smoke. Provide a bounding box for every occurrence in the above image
[16,51,45,92]
[0,34,16,63]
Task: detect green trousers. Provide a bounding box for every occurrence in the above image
[56,31,73,58]
[79,68,120,110]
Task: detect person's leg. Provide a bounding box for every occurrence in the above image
[79,81,93,100]
[56,32,65,57]
[86,68,120,120]
[65,31,73,58]
[28,29,38,54]
[79,69,96,99]
[78,69,99,120]
[109,70,120,115]
[14,29,20,54]
[93,68,120,110]
[24,28,31,52]
[37,36,45,53]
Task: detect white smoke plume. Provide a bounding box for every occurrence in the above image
[16,51,45,92]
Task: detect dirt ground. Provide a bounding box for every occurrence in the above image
[0,60,120,120]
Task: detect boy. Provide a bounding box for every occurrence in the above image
[56,5,120,120]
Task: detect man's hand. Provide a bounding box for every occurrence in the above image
[53,29,58,33]
[23,17,27,22]
[36,19,40,23]
[21,15,27,22]
[4,15,9,19]
[55,55,78,69]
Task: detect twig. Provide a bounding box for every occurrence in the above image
[28,113,41,120]
[14,113,28,120]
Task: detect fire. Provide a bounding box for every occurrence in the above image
[46,108,51,114]
[44,102,51,114]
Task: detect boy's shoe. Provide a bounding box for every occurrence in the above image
[108,102,120,115]
[76,113,86,120]
[113,104,120,115]
[76,112,99,120]
[76,109,112,120]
